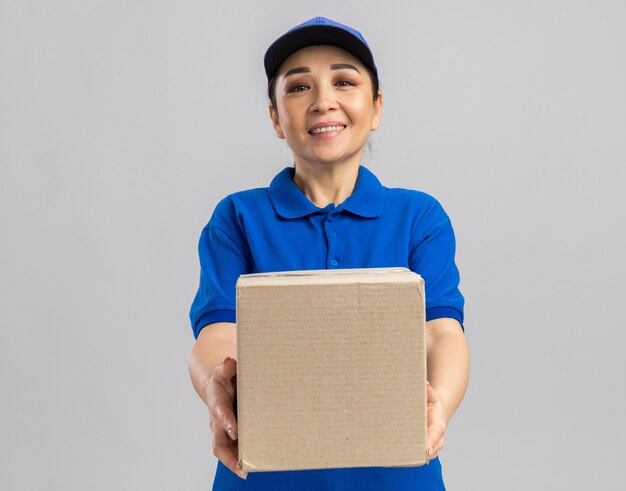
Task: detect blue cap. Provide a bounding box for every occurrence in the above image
[264,17,378,81]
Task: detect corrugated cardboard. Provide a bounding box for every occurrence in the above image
[236,267,428,472]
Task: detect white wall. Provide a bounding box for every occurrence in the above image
[1,1,624,489]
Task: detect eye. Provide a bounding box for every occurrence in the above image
[335,80,356,87]
[286,84,309,93]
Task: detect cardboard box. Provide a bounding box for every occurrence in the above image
[236,267,428,472]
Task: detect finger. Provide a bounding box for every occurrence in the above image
[426,380,436,402]
[221,356,237,379]
[428,434,445,460]
[213,425,247,479]
[437,434,445,453]
[208,407,237,440]
[208,359,239,440]
[212,357,238,394]
[210,397,239,441]
[427,418,446,455]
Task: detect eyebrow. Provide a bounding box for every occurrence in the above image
[330,63,360,73]
[283,63,361,78]
[284,67,311,77]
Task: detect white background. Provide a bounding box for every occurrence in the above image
[1,1,625,489]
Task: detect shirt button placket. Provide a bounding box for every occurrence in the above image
[325,213,338,268]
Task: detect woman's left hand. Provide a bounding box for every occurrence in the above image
[426,381,449,460]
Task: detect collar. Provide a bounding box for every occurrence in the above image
[268,165,386,219]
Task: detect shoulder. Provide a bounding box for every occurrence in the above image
[383,185,450,224]
[208,187,270,228]
[385,186,444,207]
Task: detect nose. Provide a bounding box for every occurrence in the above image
[309,84,337,113]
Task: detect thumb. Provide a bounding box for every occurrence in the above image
[426,380,434,399]
[221,356,237,378]
[222,356,237,375]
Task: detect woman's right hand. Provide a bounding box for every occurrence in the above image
[207,356,247,479]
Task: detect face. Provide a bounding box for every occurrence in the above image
[269,45,382,169]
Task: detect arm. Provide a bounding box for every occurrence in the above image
[425,317,470,459]
[188,322,247,479]
[188,322,237,405]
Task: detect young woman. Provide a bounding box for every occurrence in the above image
[188,17,470,491]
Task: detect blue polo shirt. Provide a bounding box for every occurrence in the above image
[189,165,464,490]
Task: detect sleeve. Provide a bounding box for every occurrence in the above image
[408,198,465,331]
[189,223,252,339]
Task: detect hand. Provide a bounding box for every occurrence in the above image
[426,381,449,461]
[207,356,247,479]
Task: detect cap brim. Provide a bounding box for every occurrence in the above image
[264,25,377,80]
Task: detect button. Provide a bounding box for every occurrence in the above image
[326,214,334,222]
[332,231,337,237]
[330,259,338,266]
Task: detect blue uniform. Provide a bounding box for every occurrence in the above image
[190,165,464,490]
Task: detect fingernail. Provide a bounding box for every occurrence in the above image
[227,426,236,440]
[223,356,231,364]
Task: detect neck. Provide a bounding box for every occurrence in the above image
[292,160,361,208]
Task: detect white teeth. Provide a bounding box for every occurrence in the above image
[310,125,346,134]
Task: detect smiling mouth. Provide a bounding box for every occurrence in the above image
[309,125,347,135]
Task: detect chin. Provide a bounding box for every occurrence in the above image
[309,151,359,166]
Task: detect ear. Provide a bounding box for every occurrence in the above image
[370,90,383,132]
[268,103,285,139]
